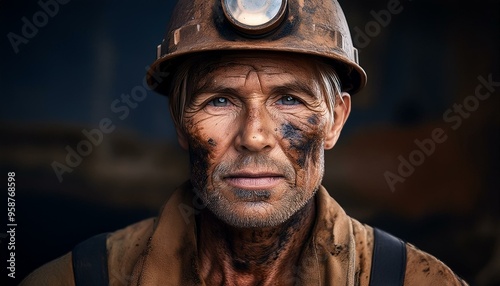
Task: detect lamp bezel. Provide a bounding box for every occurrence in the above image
[221,0,288,36]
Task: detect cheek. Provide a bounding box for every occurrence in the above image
[183,119,215,187]
[184,119,231,189]
[185,111,236,146]
[279,114,326,170]
[187,134,211,192]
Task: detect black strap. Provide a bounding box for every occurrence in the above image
[72,232,110,286]
[368,228,407,286]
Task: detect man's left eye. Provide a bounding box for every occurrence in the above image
[277,95,301,105]
[207,97,230,107]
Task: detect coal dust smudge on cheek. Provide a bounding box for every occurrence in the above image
[188,137,217,192]
[189,143,209,190]
[307,114,319,125]
[280,122,324,168]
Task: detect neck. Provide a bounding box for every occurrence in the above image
[197,199,316,286]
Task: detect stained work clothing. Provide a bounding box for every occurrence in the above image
[20,182,467,285]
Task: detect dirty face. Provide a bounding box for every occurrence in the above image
[178,53,348,228]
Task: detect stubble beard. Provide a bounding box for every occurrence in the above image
[197,154,324,228]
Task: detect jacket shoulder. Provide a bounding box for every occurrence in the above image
[107,217,155,285]
[404,243,468,285]
[19,252,75,286]
[349,218,468,286]
[19,217,155,286]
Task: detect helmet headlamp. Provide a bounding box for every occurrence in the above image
[221,0,288,35]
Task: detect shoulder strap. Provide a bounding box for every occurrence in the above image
[368,227,407,286]
[72,232,110,286]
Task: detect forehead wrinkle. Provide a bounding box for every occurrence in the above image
[193,59,314,97]
[259,64,288,73]
[235,69,264,96]
[195,62,248,84]
[217,61,289,78]
[247,66,303,95]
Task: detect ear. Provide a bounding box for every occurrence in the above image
[324,92,351,150]
[176,125,189,150]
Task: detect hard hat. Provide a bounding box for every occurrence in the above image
[147,0,367,95]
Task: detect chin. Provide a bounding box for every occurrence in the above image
[207,199,301,228]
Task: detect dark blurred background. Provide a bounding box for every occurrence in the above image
[0,0,498,285]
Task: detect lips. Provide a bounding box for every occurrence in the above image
[224,171,284,190]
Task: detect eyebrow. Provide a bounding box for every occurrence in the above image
[193,74,319,99]
[193,83,239,97]
[192,69,233,95]
[269,82,319,99]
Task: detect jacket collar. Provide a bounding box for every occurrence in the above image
[131,182,357,285]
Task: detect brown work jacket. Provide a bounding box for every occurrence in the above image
[21,182,467,285]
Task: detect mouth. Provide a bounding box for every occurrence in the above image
[224,171,284,190]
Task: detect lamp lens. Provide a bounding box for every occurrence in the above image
[225,0,283,26]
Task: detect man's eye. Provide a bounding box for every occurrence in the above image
[207,97,230,107]
[277,95,301,106]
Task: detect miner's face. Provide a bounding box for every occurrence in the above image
[177,53,350,228]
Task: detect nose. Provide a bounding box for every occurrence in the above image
[234,106,276,153]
